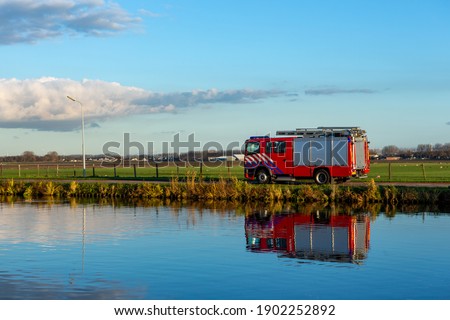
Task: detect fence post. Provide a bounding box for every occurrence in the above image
[92,164,95,177]
[56,164,59,177]
[18,164,21,177]
[133,164,137,178]
[37,164,40,177]
[388,162,392,181]
[156,163,159,179]
[422,163,426,180]
[73,164,76,177]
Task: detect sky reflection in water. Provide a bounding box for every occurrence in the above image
[0,200,449,300]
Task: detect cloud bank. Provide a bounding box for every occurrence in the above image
[304,88,377,95]
[0,78,284,131]
[0,0,140,45]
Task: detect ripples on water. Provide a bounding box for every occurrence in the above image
[0,200,449,299]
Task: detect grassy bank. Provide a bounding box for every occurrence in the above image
[0,178,448,206]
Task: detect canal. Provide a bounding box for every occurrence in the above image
[0,200,449,299]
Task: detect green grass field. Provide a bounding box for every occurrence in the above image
[0,162,245,180]
[362,162,450,182]
[0,161,449,182]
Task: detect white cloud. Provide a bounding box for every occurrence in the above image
[0,77,284,131]
[139,9,163,18]
[304,88,377,95]
[0,0,141,44]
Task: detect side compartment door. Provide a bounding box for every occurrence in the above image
[354,137,366,170]
[293,138,313,177]
[264,140,294,176]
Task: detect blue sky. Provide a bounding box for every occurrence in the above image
[0,0,449,156]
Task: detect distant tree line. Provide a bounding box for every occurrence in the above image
[0,151,60,162]
[1,143,449,163]
[371,143,450,160]
[0,149,242,163]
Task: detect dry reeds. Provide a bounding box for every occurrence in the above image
[0,178,448,206]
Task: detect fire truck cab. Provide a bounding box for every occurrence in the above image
[244,127,370,184]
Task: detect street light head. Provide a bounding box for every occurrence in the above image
[67,95,76,102]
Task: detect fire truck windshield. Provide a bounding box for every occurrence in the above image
[245,142,260,155]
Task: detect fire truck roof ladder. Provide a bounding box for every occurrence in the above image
[276,127,365,137]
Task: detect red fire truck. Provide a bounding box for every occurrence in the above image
[244,127,370,184]
[245,212,370,263]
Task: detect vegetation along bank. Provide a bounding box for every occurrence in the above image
[0,178,449,207]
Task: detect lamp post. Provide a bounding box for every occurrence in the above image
[67,95,86,177]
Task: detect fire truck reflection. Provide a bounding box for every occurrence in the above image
[245,211,370,264]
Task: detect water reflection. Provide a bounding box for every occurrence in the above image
[246,210,370,264]
[2,198,450,299]
[0,201,149,299]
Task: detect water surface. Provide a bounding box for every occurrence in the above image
[0,200,449,299]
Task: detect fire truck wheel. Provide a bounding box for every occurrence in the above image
[314,169,330,185]
[256,168,271,184]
